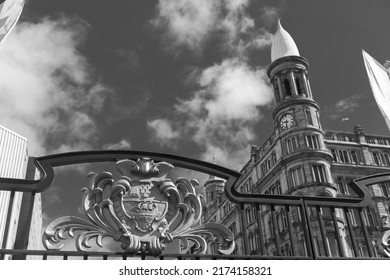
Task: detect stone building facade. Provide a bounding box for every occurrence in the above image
[202,21,390,258]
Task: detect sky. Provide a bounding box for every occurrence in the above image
[1,0,390,247]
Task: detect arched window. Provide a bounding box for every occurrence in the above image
[295,78,303,95]
[284,79,292,96]
[273,80,280,102]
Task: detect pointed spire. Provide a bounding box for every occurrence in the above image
[208,152,216,180]
[271,20,300,62]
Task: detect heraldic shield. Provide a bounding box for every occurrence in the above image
[42,158,235,256]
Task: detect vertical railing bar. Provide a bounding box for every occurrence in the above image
[240,204,249,255]
[42,254,47,260]
[1,190,15,249]
[331,206,345,257]
[316,206,330,257]
[358,207,375,257]
[270,205,281,256]
[255,204,265,255]
[344,208,359,257]
[300,199,315,259]
[19,192,36,257]
[285,205,296,257]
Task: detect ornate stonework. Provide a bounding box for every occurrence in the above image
[380,230,390,257]
[42,158,234,255]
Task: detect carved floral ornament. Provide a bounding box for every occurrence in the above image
[42,158,235,255]
[380,230,390,257]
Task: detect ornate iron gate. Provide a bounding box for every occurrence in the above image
[0,151,389,259]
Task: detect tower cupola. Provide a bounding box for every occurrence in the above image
[271,20,300,62]
[267,20,314,116]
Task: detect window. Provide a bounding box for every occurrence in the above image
[342,150,350,163]
[312,164,327,183]
[296,78,303,95]
[336,177,348,194]
[255,229,260,249]
[209,191,214,201]
[269,185,275,195]
[273,80,280,102]
[281,208,288,229]
[351,150,359,163]
[337,149,350,163]
[290,166,304,187]
[373,152,380,165]
[252,206,257,222]
[306,134,320,149]
[276,213,283,233]
[245,208,252,224]
[381,153,390,166]
[267,216,274,239]
[349,209,357,226]
[305,109,313,125]
[276,180,282,195]
[284,243,292,256]
[293,207,302,222]
[315,110,321,128]
[271,151,277,165]
[284,79,292,96]
[363,208,376,227]
[381,182,390,197]
[248,177,253,188]
[249,233,255,251]
[286,137,298,154]
[331,149,338,161]
[371,152,390,166]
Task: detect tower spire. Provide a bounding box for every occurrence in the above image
[271,20,300,62]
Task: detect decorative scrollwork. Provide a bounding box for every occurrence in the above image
[379,230,390,257]
[42,158,235,256]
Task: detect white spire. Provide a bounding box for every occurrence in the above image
[271,20,300,62]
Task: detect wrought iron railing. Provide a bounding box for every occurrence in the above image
[0,151,389,260]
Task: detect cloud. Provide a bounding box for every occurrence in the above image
[152,0,272,56]
[152,0,220,54]
[149,1,278,168]
[102,139,131,150]
[147,119,180,146]
[0,16,112,156]
[325,95,364,120]
[148,58,273,168]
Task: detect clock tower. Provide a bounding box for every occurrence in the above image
[267,20,336,197]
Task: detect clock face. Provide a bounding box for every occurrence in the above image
[280,114,294,130]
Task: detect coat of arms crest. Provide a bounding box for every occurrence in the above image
[43,158,235,255]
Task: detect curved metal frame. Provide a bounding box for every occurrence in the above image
[0,150,241,193]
